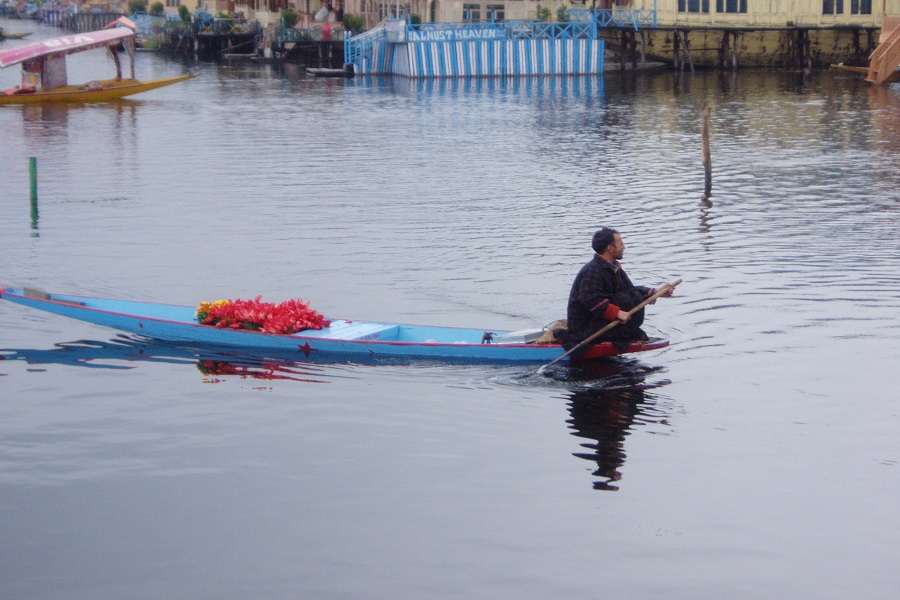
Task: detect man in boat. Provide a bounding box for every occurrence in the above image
[563,228,673,349]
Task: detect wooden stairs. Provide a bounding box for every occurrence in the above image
[867,16,900,84]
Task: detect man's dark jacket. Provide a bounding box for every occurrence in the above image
[564,255,651,347]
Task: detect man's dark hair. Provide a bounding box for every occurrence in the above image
[591,228,618,254]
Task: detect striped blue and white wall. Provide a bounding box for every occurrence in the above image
[357,38,605,78]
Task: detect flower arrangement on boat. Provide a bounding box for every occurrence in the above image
[196,296,330,334]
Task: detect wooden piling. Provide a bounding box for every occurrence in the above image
[719,31,740,70]
[732,32,739,69]
[639,30,647,69]
[702,108,712,197]
[673,31,681,71]
[678,31,695,73]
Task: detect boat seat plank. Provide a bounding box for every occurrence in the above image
[299,320,399,341]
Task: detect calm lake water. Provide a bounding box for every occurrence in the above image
[2,18,899,600]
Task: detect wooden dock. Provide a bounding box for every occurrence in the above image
[599,25,883,72]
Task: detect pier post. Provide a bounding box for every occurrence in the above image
[676,30,694,73]
[674,31,680,71]
[631,30,638,71]
[719,31,729,70]
[719,31,739,70]
[639,30,647,69]
[789,28,811,70]
[702,108,712,197]
[732,32,739,69]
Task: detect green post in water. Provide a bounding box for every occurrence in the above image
[29,157,39,229]
[29,157,37,198]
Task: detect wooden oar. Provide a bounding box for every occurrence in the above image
[537,279,682,375]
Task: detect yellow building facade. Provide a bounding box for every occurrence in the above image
[339,0,897,28]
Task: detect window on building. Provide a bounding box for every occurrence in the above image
[379,5,405,19]
[678,0,710,13]
[486,3,505,21]
[822,0,844,14]
[716,0,746,12]
[460,3,504,22]
[850,0,871,13]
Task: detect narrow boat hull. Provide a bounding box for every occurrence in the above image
[306,67,354,78]
[0,74,196,104]
[0,288,669,363]
[830,63,900,83]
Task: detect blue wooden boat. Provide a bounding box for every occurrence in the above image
[0,287,669,363]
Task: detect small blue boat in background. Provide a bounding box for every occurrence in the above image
[0,287,669,363]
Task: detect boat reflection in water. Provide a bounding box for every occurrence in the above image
[3,335,675,491]
[565,360,673,491]
[0,335,331,384]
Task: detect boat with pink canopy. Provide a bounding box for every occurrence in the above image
[0,19,193,103]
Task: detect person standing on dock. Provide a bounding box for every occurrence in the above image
[564,228,674,347]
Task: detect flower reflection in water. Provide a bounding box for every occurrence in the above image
[195,358,326,384]
[0,336,330,384]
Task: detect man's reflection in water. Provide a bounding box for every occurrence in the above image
[565,361,671,491]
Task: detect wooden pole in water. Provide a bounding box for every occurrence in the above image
[673,31,680,72]
[640,30,646,69]
[732,32,739,69]
[702,108,712,196]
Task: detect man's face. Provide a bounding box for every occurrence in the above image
[609,233,625,260]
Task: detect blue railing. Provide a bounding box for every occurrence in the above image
[504,21,595,40]
[569,8,658,29]
[408,22,504,32]
[404,20,595,41]
[598,9,658,29]
[278,27,346,44]
[345,25,385,65]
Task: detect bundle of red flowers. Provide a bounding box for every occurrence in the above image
[196,296,330,335]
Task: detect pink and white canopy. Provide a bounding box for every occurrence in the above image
[0,28,134,69]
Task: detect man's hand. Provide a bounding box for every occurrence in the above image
[646,286,675,303]
[616,310,631,323]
